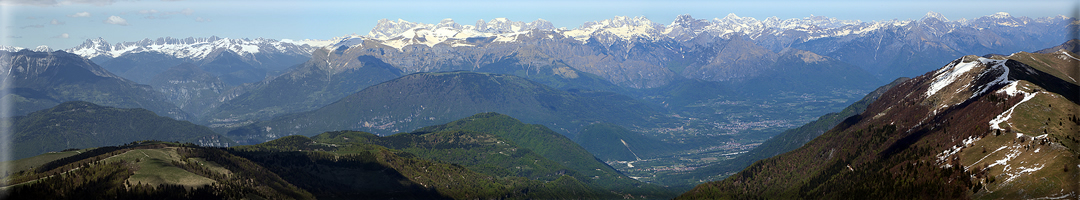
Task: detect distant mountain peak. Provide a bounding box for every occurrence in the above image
[368,17,556,40]
[598,16,656,27]
[990,12,1012,19]
[665,14,710,37]
[361,17,560,50]
[369,18,428,39]
[564,15,664,43]
[0,46,21,52]
[436,18,461,29]
[722,13,752,21]
[922,11,949,22]
[674,14,695,23]
[475,17,553,34]
[33,45,52,52]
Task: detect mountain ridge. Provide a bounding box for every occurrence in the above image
[0,49,191,120]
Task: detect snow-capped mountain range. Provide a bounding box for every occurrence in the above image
[300,11,1073,88]
[1,11,1068,64]
[321,11,1072,50]
[3,11,1068,68]
[64,36,326,62]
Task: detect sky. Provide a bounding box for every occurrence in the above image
[1,0,1077,49]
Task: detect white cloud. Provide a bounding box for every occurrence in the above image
[103,16,129,26]
[139,9,159,14]
[50,19,64,25]
[195,17,210,22]
[68,12,91,18]
[53,33,70,38]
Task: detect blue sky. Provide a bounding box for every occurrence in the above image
[2,0,1076,49]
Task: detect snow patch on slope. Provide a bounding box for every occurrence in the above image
[989,82,1037,131]
[937,135,982,166]
[982,134,1050,185]
[926,57,1009,98]
[970,58,1011,98]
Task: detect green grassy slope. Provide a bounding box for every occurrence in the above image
[2,141,313,200]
